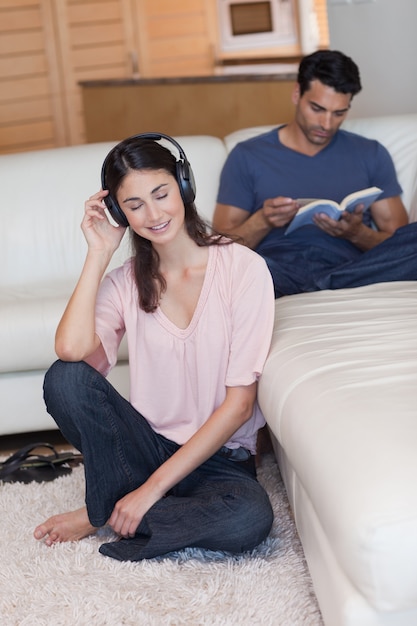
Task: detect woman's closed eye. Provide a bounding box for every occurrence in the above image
[121,182,171,211]
[131,193,167,210]
[129,202,144,211]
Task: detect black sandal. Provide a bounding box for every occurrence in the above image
[0,442,83,484]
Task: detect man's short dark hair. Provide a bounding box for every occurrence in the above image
[298,50,362,98]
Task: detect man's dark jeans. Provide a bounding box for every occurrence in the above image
[259,222,417,298]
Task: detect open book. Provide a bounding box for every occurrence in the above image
[285,186,383,235]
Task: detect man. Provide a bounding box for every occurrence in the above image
[213,50,413,297]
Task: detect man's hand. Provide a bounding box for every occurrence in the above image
[313,196,409,251]
[261,197,300,229]
[213,198,300,249]
[313,204,365,239]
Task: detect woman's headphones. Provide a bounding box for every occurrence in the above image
[100,132,196,228]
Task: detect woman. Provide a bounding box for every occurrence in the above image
[34,134,275,562]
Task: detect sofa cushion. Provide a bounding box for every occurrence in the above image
[0,283,72,372]
[259,281,417,611]
[0,281,131,373]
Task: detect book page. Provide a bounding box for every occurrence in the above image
[286,186,383,235]
[341,187,383,212]
[285,201,342,234]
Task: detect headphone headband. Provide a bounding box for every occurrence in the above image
[101,132,196,227]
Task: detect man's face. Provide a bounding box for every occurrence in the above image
[292,79,352,148]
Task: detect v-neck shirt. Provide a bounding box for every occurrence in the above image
[90,242,275,452]
[217,126,402,254]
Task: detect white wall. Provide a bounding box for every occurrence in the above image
[326,0,417,118]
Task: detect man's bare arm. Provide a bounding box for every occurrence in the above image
[314,196,408,251]
[369,196,409,234]
[213,198,299,249]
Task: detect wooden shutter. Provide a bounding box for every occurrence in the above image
[0,0,66,154]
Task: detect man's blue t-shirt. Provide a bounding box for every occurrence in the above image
[216,127,403,296]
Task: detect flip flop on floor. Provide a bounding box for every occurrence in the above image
[0,442,83,484]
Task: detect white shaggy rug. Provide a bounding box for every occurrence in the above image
[0,453,323,626]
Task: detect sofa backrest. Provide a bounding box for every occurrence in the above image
[344,115,417,220]
[2,116,416,290]
[0,136,227,288]
[224,114,417,220]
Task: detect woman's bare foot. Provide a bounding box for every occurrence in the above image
[33,506,97,546]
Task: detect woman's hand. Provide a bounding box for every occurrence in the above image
[82,189,127,254]
[108,482,163,538]
[107,383,259,539]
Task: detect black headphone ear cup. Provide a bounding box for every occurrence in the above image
[103,194,129,228]
[101,156,129,227]
[101,132,195,224]
[176,159,196,204]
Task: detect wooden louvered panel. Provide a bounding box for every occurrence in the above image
[135,0,213,77]
[0,0,329,154]
[314,0,330,49]
[0,31,44,55]
[0,1,65,154]
[149,36,213,63]
[0,53,48,79]
[0,97,52,126]
[0,120,55,149]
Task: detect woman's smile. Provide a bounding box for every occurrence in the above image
[148,220,171,232]
[116,169,185,242]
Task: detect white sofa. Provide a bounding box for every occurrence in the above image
[0,135,226,437]
[1,114,417,626]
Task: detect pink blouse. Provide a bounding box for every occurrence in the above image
[90,242,275,453]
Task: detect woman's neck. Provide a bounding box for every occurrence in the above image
[156,230,203,274]
[156,237,210,329]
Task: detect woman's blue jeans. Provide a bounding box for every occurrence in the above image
[43,360,274,562]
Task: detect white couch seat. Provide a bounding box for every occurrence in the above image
[259,280,417,623]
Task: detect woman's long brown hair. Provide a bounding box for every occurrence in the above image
[102,136,228,312]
